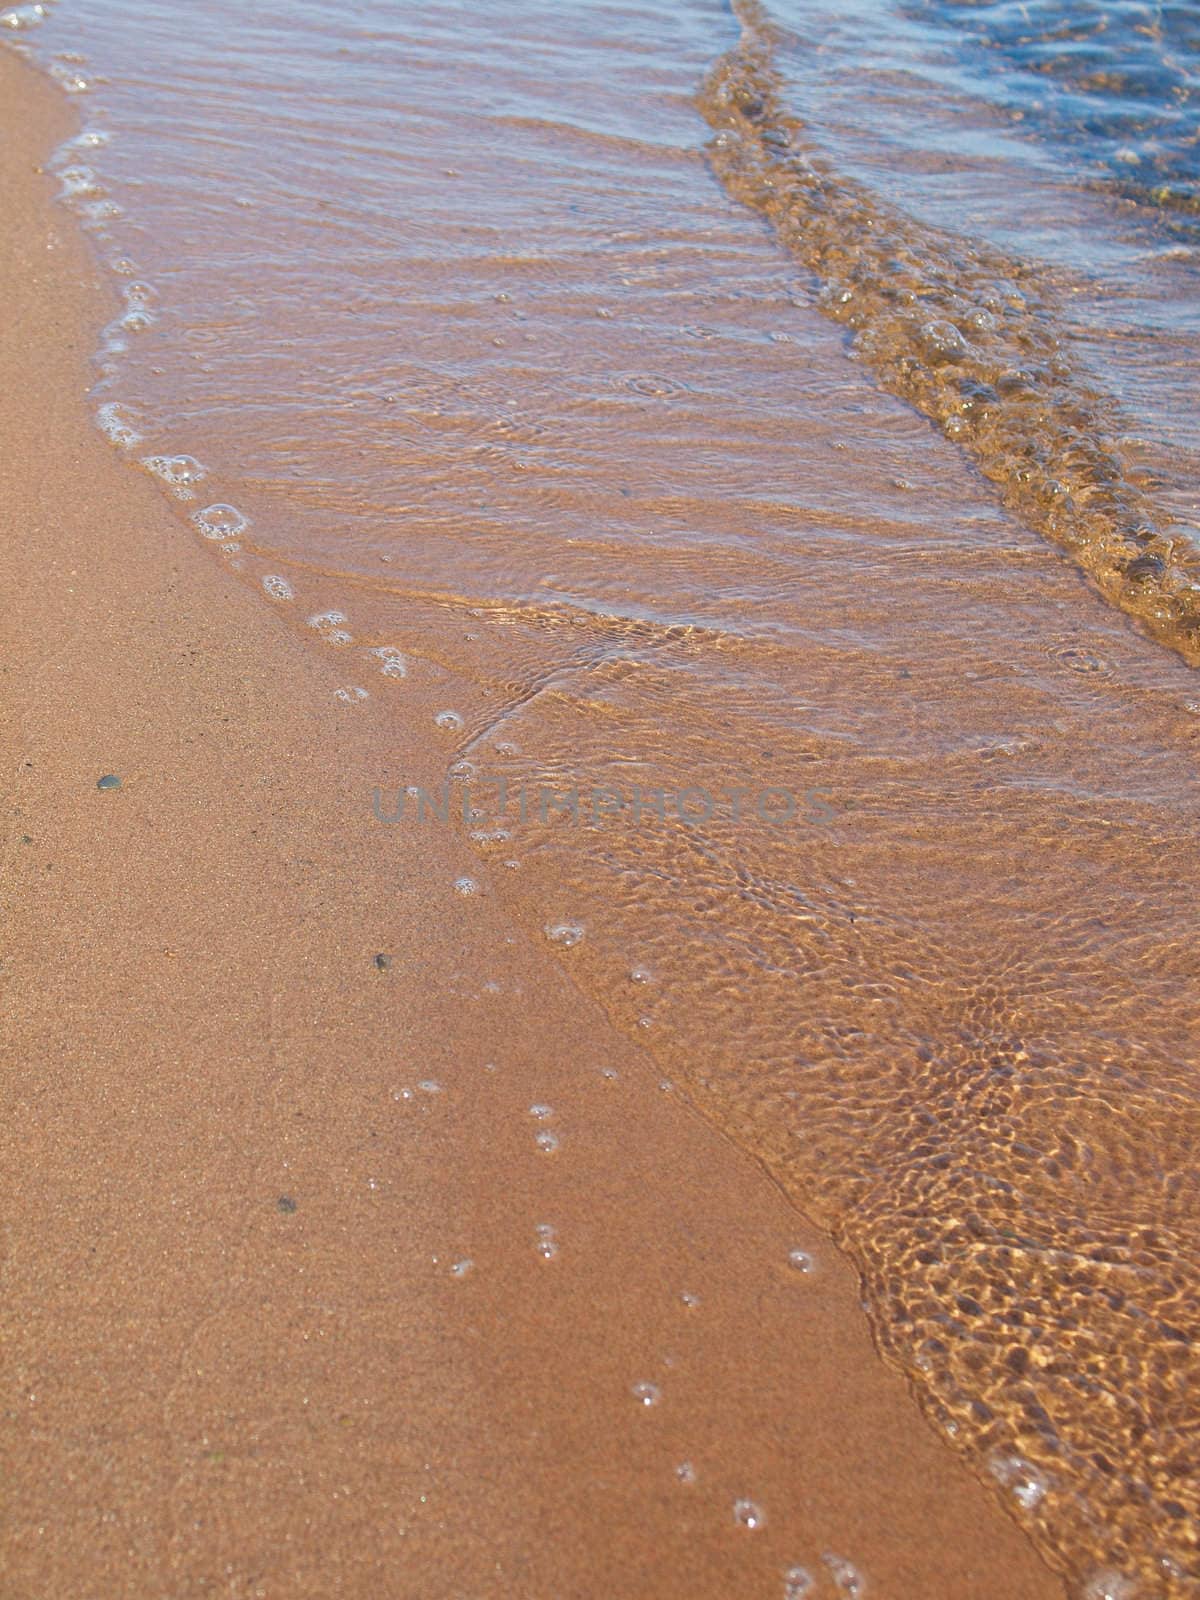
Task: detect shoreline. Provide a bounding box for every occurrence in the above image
[0,47,1067,1600]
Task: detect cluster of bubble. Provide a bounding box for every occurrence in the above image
[988,1451,1050,1513]
[307,609,353,647]
[333,685,369,706]
[262,575,294,603]
[821,1553,866,1596]
[535,1223,558,1260]
[49,55,90,93]
[368,644,407,679]
[143,454,205,498]
[193,503,248,541]
[95,401,141,451]
[1,3,52,31]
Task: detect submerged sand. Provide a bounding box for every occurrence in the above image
[0,50,1068,1600]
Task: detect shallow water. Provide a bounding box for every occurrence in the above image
[6,0,1200,1592]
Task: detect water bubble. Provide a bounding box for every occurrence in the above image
[788,1249,815,1273]
[450,1259,473,1279]
[435,709,464,731]
[119,307,154,334]
[368,645,407,679]
[58,164,100,197]
[454,876,479,896]
[529,1104,554,1120]
[1082,1574,1140,1600]
[392,1088,414,1102]
[675,1461,697,1485]
[1,6,48,31]
[144,454,206,493]
[632,1382,660,1408]
[262,575,293,602]
[306,610,352,645]
[333,686,369,705]
[919,319,971,364]
[50,62,91,93]
[988,1453,1048,1511]
[821,1554,865,1597]
[449,759,476,780]
[630,965,653,983]
[95,401,141,450]
[417,1080,443,1095]
[193,503,247,541]
[535,1130,560,1154]
[601,1067,619,1081]
[784,1569,815,1600]
[80,199,122,228]
[733,1499,765,1531]
[535,1223,558,1260]
[681,1291,700,1308]
[545,921,584,948]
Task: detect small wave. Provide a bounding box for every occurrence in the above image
[697,0,1200,665]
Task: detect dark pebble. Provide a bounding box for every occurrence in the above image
[277,1195,298,1214]
[374,952,391,971]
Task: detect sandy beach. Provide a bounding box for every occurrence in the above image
[0,48,1076,1600]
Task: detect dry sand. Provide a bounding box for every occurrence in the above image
[0,51,1064,1599]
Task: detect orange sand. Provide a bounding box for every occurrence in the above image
[0,51,1063,1599]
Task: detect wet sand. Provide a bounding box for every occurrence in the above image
[0,51,1066,1600]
